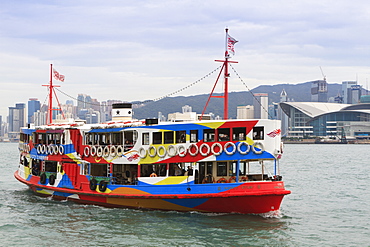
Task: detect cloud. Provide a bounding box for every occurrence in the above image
[1,0,370,118]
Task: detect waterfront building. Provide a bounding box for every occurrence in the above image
[27,98,40,124]
[311,80,328,102]
[237,105,254,119]
[253,93,268,119]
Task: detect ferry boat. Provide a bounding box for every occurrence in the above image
[14,30,290,214]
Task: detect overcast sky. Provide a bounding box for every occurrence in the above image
[1,0,370,118]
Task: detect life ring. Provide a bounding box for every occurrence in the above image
[188,143,198,156]
[99,180,108,192]
[103,146,110,158]
[48,145,53,155]
[252,142,264,154]
[199,143,210,156]
[40,173,47,184]
[150,172,158,177]
[37,145,42,154]
[96,146,103,157]
[240,176,248,182]
[90,178,98,190]
[167,145,177,157]
[211,142,223,156]
[58,145,64,155]
[138,147,147,158]
[53,145,59,155]
[110,146,117,157]
[116,145,124,156]
[157,146,167,158]
[217,177,227,183]
[49,174,56,185]
[148,146,157,157]
[224,142,236,155]
[228,176,236,183]
[91,146,97,156]
[237,142,250,155]
[41,145,46,154]
[177,145,187,157]
[84,146,90,157]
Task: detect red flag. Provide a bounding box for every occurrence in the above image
[53,68,65,82]
[226,34,238,57]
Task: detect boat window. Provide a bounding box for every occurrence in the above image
[217,162,227,176]
[169,163,184,176]
[204,129,215,142]
[164,131,174,144]
[112,132,123,145]
[175,130,186,143]
[229,161,237,176]
[93,133,100,145]
[98,133,111,145]
[218,128,230,141]
[190,130,198,143]
[90,163,108,177]
[124,130,138,151]
[81,163,89,175]
[253,126,264,140]
[233,127,246,141]
[142,132,149,145]
[36,133,47,144]
[44,161,57,173]
[141,164,166,177]
[152,132,162,144]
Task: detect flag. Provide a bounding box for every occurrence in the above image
[226,34,238,57]
[53,68,65,82]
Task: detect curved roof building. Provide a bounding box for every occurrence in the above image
[279,102,370,138]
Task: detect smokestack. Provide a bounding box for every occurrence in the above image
[112,103,132,121]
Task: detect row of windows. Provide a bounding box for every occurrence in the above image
[143,126,264,145]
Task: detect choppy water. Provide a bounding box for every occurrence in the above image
[1,142,369,246]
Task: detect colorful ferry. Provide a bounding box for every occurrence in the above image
[14,30,290,214]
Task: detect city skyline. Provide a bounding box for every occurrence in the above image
[1,1,370,118]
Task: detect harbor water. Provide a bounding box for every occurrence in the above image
[1,142,369,246]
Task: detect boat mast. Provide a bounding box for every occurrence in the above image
[42,64,65,124]
[201,28,237,120]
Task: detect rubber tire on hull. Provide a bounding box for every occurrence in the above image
[49,174,56,185]
[40,173,47,184]
[90,178,98,191]
[99,180,108,192]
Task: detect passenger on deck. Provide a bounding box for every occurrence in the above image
[184,166,193,176]
[174,164,182,176]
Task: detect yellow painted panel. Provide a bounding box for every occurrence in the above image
[154,176,188,185]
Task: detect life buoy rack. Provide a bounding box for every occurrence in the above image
[138,147,147,158]
[237,142,250,155]
[90,178,98,190]
[224,142,236,155]
[157,146,167,158]
[96,146,103,157]
[91,146,97,156]
[199,143,210,156]
[177,145,187,157]
[84,146,90,157]
[217,177,227,183]
[110,146,117,157]
[211,142,223,156]
[49,174,56,185]
[40,173,47,184]
[228,176,236,183]
[167,145,177,157]
[99,180,108,192]
[116,145,123,156]
[148,146,157,157]
[188,143,198,156]
[252,142,264,154]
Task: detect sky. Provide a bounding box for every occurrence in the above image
[1,0,370,118]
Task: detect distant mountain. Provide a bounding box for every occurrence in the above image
[132,82,342,119]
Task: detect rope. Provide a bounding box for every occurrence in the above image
[55,65,223,108]
[230,64,272,118]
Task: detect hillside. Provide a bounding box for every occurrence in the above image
[132,82,342,119]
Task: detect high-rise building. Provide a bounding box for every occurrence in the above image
[237,105,254,119]
[311,80,328,102]
[28,98,40,124]
[342,81,357,104]
[8,103,26,133]
[253,93,268,119]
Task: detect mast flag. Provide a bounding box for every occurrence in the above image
[226,33,238,58]
[53,68,65,82]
